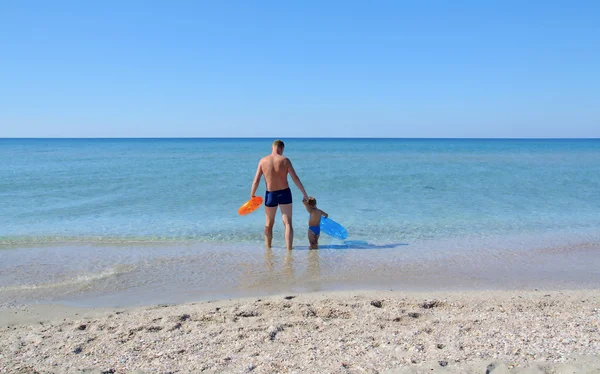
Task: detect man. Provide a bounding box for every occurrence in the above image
[250,139,309,250]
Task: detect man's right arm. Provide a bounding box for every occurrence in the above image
[250,162,263,198]
[287,159,308,201]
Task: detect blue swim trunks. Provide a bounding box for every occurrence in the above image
[265,187,293,207]
[309,225,320,235]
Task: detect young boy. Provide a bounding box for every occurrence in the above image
[302,197,328,249]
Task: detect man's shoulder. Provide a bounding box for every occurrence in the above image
[261,154,290,165]
[269,154,289,162]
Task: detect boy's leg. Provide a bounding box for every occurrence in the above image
[308,229,318,249]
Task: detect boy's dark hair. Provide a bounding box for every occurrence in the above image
[308,197,317,207]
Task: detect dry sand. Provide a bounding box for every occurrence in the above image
[1,289,599,373]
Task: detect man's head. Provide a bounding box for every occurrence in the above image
[272,139,285,155]
[307,197,317,207]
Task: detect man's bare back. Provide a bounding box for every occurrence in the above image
[258,153,291,192]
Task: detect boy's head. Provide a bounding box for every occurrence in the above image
[307,197,317,207]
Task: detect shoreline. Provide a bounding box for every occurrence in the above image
[2,288,599,373]
[3,233,600,310]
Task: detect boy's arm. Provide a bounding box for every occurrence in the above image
[302,199,313,213]
[320,209,328,218]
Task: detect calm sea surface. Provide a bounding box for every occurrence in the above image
[1,138,599,307]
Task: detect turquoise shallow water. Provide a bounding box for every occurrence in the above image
[2,138,600,243]
[1,138,600,307]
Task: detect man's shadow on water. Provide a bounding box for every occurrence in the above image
[293,240,408,251]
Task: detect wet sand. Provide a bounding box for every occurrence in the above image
[1,289,599,373]
[3,237,600,310]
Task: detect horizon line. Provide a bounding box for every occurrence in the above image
[1,136,599,140]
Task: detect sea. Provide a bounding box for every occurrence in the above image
[1,138,599,308]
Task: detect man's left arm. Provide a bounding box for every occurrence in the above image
[287,159,308,201]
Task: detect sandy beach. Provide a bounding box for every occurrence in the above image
[1,288,599,373]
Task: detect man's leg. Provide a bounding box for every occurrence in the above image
[279,203,293,250]
[264,206,277,249]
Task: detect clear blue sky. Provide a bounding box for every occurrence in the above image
[1,1,598,138]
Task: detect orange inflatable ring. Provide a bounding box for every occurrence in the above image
[238,196,263,215]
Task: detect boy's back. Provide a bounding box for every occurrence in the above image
[308,207,325,226]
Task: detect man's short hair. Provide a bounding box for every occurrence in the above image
[273,139,285,149]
